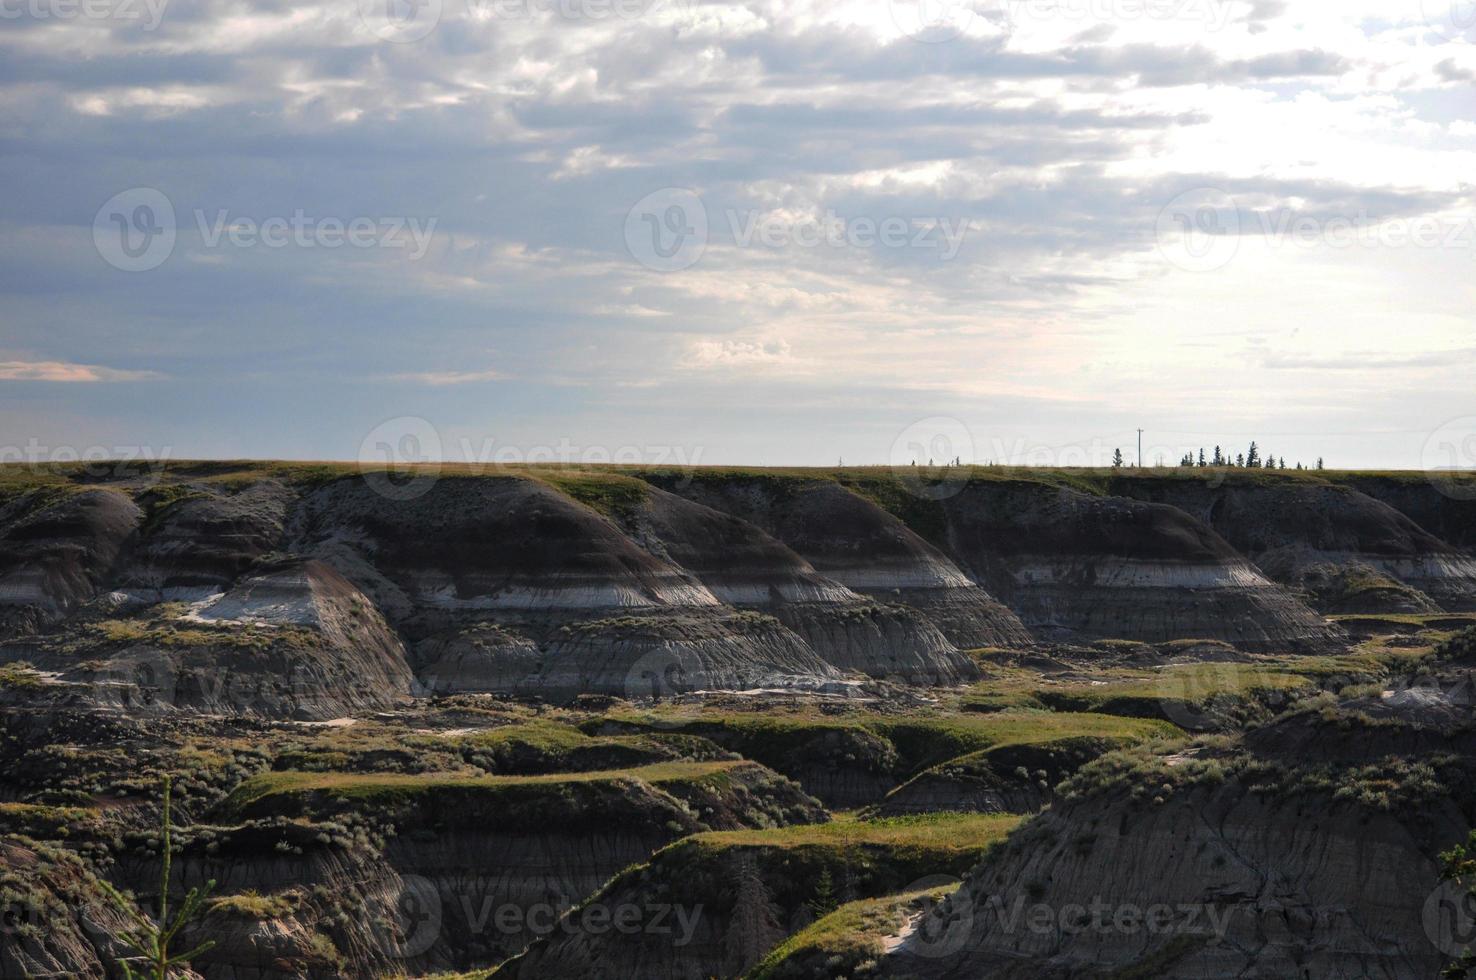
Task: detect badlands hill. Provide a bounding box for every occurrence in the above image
[0,462,1472,716]
[1,461,1475,979]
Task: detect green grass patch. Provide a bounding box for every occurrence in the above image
[596,709,1177,794]
[0,663,44,690]
[532,470,650,518]
[218,760,745,818]
[207,889,298,920]
[690,811,1021,856]
[747,884,952,980]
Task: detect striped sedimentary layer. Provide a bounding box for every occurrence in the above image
[936,481,1342,651]
[642,474,1026,659]
[1108,477,1476,613]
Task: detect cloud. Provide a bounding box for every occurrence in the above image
[0,1,1467,467]
[1260,349,1476,371]
[0,361,163,382]
[383,369,508,385]
[686,338,795,369]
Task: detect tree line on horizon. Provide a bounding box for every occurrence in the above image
[1111,443,1325,471]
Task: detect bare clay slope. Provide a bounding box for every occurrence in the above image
[285,476,842,699]
[0,487,141,632]
[1108,475,1476,612]
[120,480,292,598]
[641,473,1030,683]
[935,480,1343,650]
[616,484,984,684]
[1334,473,1476,550]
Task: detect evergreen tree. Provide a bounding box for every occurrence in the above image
[725,856,785,974]
[1213,445,1224,466]
[1236,453,1245,467]
[1246,442,1261,468]
[807,867,839,919]
[98,777,216,980]
[1316,457,1325,470]
[1112,448,1124,468]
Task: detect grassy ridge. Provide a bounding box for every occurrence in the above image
[746,885,950,980]
[689,811,1021,855]
[218,759,745,818]
[598,709,1178,779]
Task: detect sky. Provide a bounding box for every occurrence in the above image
[0,0,1473,470]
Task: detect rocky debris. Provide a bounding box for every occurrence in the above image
[0,488,141,633]
[936,481,1344,651]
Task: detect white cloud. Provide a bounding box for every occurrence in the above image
[0,0,1470,465]
[0,360,162,382]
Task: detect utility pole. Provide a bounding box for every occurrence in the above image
[1137,429,1144,468]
